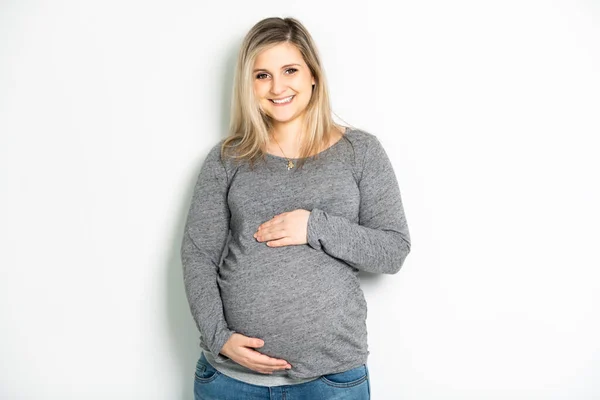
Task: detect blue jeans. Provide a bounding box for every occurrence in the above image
[194,352,370,399]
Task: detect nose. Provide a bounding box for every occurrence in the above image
[270,75,286,96]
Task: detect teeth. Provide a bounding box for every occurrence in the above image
[272,95,294,104]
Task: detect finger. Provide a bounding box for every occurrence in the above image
[240,347,287,365]
[235,345,291,373]
[253,361,291,372]
[256,228,286,242]
[245,355,292,373]
[261,364,292,373]
[244,337,264,348]
[253,361,292,373]
[258,219,275,230]
[251,352,291,367]
[258,215,285,231]
[266,237,290,247]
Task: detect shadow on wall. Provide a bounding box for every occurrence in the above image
[164,39,238,400]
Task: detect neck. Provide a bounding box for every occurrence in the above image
[270,117,306,146]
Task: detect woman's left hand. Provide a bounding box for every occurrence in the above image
[254,209,310,247]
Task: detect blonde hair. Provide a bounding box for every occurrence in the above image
[221,17,349,170]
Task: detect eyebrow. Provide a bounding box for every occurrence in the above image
[253,63,302,73]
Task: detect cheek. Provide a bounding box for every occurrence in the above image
[292,77,313,94]
[253,82,267,98]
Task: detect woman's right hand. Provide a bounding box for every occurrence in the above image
[220,333,292,374]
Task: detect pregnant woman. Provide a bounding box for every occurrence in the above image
[181,16,411,400]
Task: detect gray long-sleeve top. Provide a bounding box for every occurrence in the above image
[181,128,411,384]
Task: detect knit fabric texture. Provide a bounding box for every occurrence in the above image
[181,128,411,385]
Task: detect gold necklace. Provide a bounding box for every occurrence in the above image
[271,135,296,170]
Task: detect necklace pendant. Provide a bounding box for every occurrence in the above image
[287,160,294,170]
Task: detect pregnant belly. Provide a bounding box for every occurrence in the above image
[217,249,365,363]
[219,261,341,336]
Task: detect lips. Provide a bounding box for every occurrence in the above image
[270,95,295,105]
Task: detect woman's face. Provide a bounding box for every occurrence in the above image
[253,42,315,129]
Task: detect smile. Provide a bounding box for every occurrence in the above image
[270,95,295,105]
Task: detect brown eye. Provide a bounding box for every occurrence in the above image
[285,68,298,75]
[256,73,269,80]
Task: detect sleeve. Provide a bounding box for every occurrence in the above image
[306,135,411,274]
[180,144,235,362]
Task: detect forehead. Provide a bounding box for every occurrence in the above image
[254,42,305,68]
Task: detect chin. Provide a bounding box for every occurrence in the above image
[270,112,296,121]
[265,107,297,120]
[268,109,310,124]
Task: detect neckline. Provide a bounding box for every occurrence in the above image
[264,127,353,161]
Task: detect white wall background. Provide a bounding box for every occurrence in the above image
[1,0,599,399]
